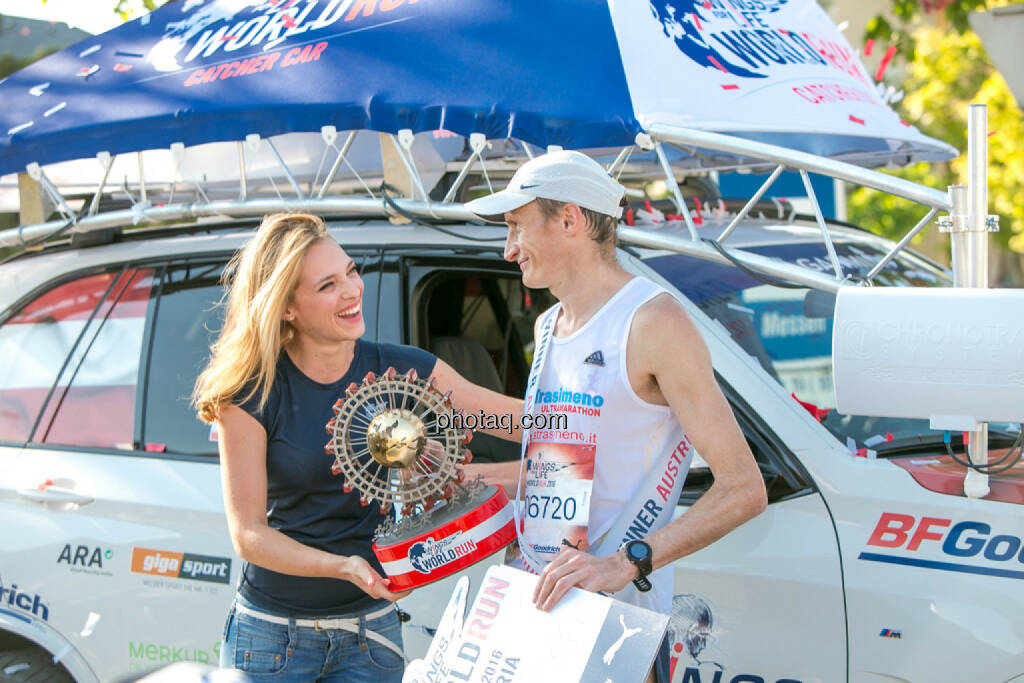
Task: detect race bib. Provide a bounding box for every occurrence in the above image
[519,440,595,564]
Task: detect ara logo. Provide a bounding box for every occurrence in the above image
[57,544,113,576]
[583,350,605,367]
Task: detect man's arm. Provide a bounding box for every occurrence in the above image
[429,358,524,496]
[430,359,524,442]
[628,294,767,572]
[439,308,551,496]
[533,294,767,610]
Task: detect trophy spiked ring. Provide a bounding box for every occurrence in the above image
[325,367,515,590]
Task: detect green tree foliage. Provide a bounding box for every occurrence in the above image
[0,47,58,80]
[34,1,175,25]
[848,2,1023,281]
[113,0,174,22]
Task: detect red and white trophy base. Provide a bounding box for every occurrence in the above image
[373,485,515,591]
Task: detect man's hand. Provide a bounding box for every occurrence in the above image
[533,547,636,611]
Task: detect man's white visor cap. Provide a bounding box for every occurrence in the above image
[464,150,626,223]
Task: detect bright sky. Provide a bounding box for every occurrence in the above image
[0,0,153,35]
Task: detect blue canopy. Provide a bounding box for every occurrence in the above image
[0,0,955,178]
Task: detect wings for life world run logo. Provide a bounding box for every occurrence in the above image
[649,0,871,87]
[408,533,478,575]
[146,0,424,74]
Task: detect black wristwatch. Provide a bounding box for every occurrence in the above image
[623,540,653,592]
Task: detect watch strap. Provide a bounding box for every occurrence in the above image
[632,575,652,592]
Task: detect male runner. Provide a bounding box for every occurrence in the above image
[463,151,767,682]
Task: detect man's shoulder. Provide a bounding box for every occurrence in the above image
[632,290,694,331]
[629,291,706,366]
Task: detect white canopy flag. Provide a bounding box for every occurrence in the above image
[610,0,950,160]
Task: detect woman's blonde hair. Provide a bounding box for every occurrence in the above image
[193,213,329,423]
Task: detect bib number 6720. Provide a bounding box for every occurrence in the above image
[526,494,577,521]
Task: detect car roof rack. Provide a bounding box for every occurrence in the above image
[1,125,953,294]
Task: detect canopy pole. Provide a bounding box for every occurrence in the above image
[137,152,147,205]
[606,147,632,176]
[88,153,115,217]
[619,226,841,292]
[864,208,939,282]
[266,139,304,199]
[648,123,951,211]
[0,198,481,248]
[962,104,994,499]
[442,149,482,203]
[799,169,844,280]
[443,133,488,203]
[237,142,247,201]
[718,164,785,242]
[390,132,430,203]
[169,142,184,205]
[317,131,357,199]
[654,142,698,240]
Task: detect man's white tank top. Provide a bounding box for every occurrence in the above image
[523,276,685,614]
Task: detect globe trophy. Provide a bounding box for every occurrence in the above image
[325,367,515,591]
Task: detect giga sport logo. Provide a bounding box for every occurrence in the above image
[131,547,232,584]
[859,512,1024,580]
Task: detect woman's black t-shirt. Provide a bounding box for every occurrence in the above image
[236,339,437,615]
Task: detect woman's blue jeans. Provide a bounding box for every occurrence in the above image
[220,593,404,682]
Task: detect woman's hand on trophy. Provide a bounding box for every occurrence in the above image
[340,555,412,602]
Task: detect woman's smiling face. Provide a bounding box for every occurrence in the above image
[283,238,365,343]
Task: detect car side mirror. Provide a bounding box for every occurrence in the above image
[803,289,836,319]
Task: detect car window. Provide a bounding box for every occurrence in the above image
[407,256,557,463]
[142,247,386,456]
[141,262,225,456]
[0,268,155,448]
[679,387,810,505]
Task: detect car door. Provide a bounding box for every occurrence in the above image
[0,261,235,681]
[664,389,847,683]
[0,248,393,681]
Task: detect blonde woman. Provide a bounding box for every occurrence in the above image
[194,213,520,682]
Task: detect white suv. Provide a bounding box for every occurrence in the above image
[0,212,1021,683]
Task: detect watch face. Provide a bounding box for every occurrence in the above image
[627,542,649,561]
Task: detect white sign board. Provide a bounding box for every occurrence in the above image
[405,565,668,683]
[833,287,1024,429]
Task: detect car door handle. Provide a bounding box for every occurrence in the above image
[17,480,94,505]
